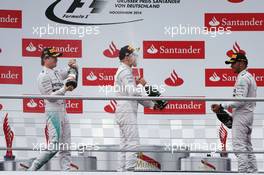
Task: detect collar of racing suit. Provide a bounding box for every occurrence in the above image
[43,66,54,72]
[237,69,247,78]
[120,62,133,71]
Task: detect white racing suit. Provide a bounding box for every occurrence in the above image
[114,63,154,171]
[221,69,257,173]
[28,66,71,171]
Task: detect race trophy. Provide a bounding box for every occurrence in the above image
[219,124,228,157]
[213,105,233,129]
[3,113,15,160]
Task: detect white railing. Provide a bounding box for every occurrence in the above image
[0,94,264,154]
[0,94,264,101]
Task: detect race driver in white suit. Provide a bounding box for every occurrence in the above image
[28,48,78,171]
[212,53,257,173]
[114,45,161,172]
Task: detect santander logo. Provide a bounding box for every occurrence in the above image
[23,98,83,114]
[22,39,82,58]
[65,99,83,114]
[164,70,184,86]
[82,68,117,86]
[0,10,22,28]
[144,98,206,115]
[209,17,220,27]
[205,13,264,31]
[104,100,117,113]
[23,99,83,113]
[209,72,221,82]
[23,98,45,113]
[26,99,38,108]
[86,71,98,81]
[25,42,37,52]
[83,68,143,86]
[103,41,120,58]
[143,41,205,59]
[147,44,158,54]
[205,69,237,86]
[0,66,23,84]
[205,69,264,86]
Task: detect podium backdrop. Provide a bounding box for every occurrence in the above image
[0,0,264,170]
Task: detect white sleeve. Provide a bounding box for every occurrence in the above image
[137,84,155,108]
[120,70,154,108]
[57,68,69,80]
[138,99,155,108]
[221,76,249,109]
[38,74,66,96]
[120,69,142,96]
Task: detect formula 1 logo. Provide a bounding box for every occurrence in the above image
[45,0,143,25]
